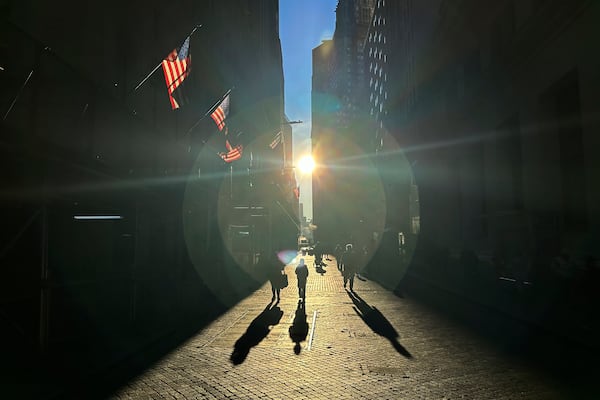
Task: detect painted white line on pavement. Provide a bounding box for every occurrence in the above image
[307,310,317,351]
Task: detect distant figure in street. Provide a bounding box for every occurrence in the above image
[324,242,332,261]
[295,258,309,301]
[267,253,284,303]
[313,241,323,267]
[334,243,343,270]
[342,244,358,291]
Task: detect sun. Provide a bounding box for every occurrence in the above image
[298,155,315,174]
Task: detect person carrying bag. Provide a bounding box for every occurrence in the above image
[280,270,289,289]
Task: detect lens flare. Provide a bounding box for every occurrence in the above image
[298,155,315,174]
[183,112,419,305]
[277,249,298,265]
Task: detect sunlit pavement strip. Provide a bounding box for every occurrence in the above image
[110,253,573,400]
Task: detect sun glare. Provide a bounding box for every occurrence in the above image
[298,155,315,174]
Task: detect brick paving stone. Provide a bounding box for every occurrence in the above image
[107,254,590,399]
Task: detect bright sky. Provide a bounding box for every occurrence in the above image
[280,0,338,221]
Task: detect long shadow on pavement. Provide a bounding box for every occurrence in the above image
[347,289,413,359]
[230,304,284,365]
[288,300,309,354]
[50,273,265,400]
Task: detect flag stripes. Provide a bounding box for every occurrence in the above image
[162,37,191,110]
[269,131,282,149]
[220,139,243,162]
[211,94,230,131]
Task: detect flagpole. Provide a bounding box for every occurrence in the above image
[133,63,162,92]
[132,24,202,93]
[185,87,234,135]
[3,70,34,121]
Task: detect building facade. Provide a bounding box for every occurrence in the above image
[405,0,600,282]
[311,0,377,250]
[0,0,294,359]
[315,0,600,295]
[362,0,439,272]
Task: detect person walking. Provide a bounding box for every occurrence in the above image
[334,243,343,270]
[342,244,358,291]
[267,253,285,303]
[313,241,323,267]
[295,258,309,301]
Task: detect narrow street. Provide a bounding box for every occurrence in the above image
[96,253,588,400]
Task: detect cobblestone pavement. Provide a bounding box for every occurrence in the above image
[108,254,582,399]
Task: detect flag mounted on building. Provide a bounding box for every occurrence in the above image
[220,137,243,163]
[210,94,230,131]
[162,36,191,110]
[293,186,300,199]
[269,131,282,149]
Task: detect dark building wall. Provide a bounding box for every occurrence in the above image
[1,0,288,357]
[322,0,600,292]
[311,40,336,246]
[409,0,600,276]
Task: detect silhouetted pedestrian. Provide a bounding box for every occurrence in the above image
[313,241,323,267]
[295,258,309,301]
[342,244,358,291]
[334,243,343,270]
[267,253,284,303]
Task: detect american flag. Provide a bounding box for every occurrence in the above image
[162,37,191,110]
[269,131,282,149]
[211,94,230,131]
[220,139,243,162]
